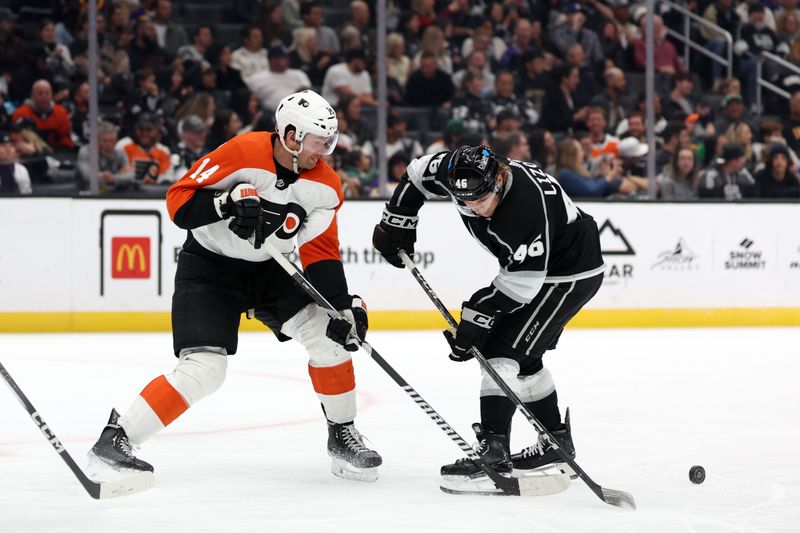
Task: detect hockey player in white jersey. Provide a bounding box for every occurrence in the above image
[90,90,381,482]
[373,146,605,493]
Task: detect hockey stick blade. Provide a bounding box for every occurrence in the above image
[398,251,637,510]
[1,362,155,500]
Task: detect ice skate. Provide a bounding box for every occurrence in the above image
[439,423,514,495]
[327,421,382,482]
[89,409,154,473]
[511,408,576,479]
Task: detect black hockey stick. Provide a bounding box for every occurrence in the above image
[0,361,155,499]
[398,250,636,510]
[260,242,527,496]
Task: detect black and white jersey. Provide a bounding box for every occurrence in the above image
[388,151,604,316]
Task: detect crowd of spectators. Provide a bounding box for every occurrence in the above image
[1,0,800,199]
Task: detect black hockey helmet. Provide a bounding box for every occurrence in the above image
[446,145,501,201]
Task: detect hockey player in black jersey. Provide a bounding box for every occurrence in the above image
[373,146,605,493]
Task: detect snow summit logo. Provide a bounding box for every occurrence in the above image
[724,238,766,270]
[651,238,699,271]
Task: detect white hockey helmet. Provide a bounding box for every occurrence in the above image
[275,90,339,157]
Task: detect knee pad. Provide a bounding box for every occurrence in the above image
[169,347,228,405]
[281,303,352,367]
[518,367,555,403]
[480,357,521,398]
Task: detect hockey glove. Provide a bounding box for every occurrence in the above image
[372,204,418,268]
[219,183,262,242]
[444,302,495,362]
[326,295,369,352]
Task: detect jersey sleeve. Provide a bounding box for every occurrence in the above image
[387,152,451,213]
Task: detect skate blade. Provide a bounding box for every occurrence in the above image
[513,462,577,480]
[330,457,379,482]
[439,474,509,496]
[87,450,153,476]
[441,470,570,497]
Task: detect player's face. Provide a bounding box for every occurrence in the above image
[464,184,501,218]
[300,133,338,167]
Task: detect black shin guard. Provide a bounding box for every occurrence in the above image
[480,395,516,436]
[526,390,561,431]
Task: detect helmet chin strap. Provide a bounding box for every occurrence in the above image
[278,133,304,173]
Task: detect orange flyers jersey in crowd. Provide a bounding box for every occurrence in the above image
[167,132,343,268]
[117,137,172,179]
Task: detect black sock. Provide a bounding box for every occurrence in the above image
[526,390,561,431]
[480,395,515,436]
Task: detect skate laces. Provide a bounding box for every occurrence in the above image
[341,425,369,453]
[521,434,549,459]
[455,438,488,465]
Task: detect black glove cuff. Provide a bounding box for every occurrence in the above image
[461,303,495,330]
[381,206,419,230]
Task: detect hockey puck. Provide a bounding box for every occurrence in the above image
[689,465,705,484]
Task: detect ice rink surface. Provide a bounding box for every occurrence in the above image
[1,328,799,533]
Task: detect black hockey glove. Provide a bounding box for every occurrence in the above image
[326,295,369,352]
[219,183,262,242]
[444,302,495,362]
[372,204,418,268]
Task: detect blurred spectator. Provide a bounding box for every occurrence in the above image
[232,24,269,82]
[207,43,247,93]
[0,8,24,75]
[171,115,208,178]
[451,69,494,135]
[698,142,758,199]
[515,49,552,115]
[69,81,90,146]
[564,43,600,110]
[321,48,375,107]
[338,94,374,157]
[657,120,690,173]
[616,92,667,137]
[117,112,173,184]
[248,43,311,112]
[8,44,51,104]
[386,32,412,88]
[178,25,213,66]
[555,137,632,197]
[282,0,303,30]
[341,1,374,52]
[542,65,587,134]
[411,0,437,32]
[589,66,629,132]
[386,111,423,160]
[663,71,696,121]
[69,14,130,95]
[0,130,32,195]
[490,71,539,130]
[776,8,800,44]
[714,93,752,134]
[551,3,604,70]
[129,15,169,72]
[453,50,494,97]
[724,121,756,171]
[500,18,536,73]
[701,0,739,82]
[107,4,132,43]
[261,2,293,47]
[782,91,800,156]
[12,79,75,151]
[529,128,557,174]
[461,24,506,67]
[207,109,243,151]
[586,107,620,168]
[37,19,75,92]
[176,92,216,129]
[405,52,455,107]
[289,27,333,87]
[735,4,786,106]
[492,130,530,161]
[754,142,800,197]
[413,25,453,74]
[735,0,776,31]
[426,118,464,154]
[369,151,409,197]
[124,68,167,133]
[152,0,188,57]
[400,11,422,59]
[598,18,629,71]
[341,149,375,193]
[9,120,52,181]
[752,120,799,170]
[231,89,264,133]
[656,147,700,200]
[299,1,340,55]
[617,136,650,189]
[632,14,684,74]
[77,121,133,192]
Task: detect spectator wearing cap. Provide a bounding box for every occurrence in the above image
[657,146,700,200]
[657,120,690,174]
[322,48,376,107]
[663,71,696,121]
[494,108,524,135]
[171,115,208,180]
[232,25,269,82]
[177,25,213,66]
[755,142,800,197]
[737,0,777,32]
[117,112,173,184]
[299,1,340,56]
[425,118,464,154]
[0,131,32,195]
[735,4,786,107]
[452,50,495,97]
[0,7,24,75]
[289,27,333,88]
[617,136,650,187]
[551,3,604,70]
[12,79,75,152]
[698,142,758,199]
[714,93,752,135]
[589,66,630,133]
[386,111,423,161]
[542,64,588,134]
[701,0,740,83]
[152,0,188,57]
[77,121,133,192]
[247,43,312,112]
[129,15,169,73]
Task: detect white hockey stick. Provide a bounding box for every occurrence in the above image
[0,361,155,499]
[398,250,636,510]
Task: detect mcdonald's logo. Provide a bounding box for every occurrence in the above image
[111,237,151,279]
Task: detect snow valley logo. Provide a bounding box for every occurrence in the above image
[598,219,634,284]
[724,238,766,270]
[651,238,699,271]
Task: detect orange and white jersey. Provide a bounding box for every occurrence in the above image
[167,132,343,267]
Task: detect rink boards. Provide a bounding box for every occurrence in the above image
[0,198,798,331]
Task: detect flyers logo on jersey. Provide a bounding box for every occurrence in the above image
[261,200,307,240]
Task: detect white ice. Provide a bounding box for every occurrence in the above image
[1,328,799,533]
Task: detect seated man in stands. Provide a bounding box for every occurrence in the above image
[11,79,75,152]
[77,121,132,193]
[117,112,172,185]
[0,130,32,195]
[247,43,312,113]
